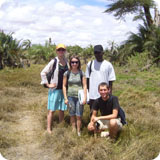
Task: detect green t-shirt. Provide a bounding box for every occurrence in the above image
[64,70,85,97]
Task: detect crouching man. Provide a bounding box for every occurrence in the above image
[88,82,122,139]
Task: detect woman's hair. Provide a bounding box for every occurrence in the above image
[69,55,81,70]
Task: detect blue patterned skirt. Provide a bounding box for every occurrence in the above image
[48,89,67,111]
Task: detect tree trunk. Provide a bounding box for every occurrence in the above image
[143,5,153,27]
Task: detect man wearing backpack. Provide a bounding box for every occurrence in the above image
[85,45,116,112]
[87,82,123,139]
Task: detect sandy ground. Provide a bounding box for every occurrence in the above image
[2,109,59,160]
[1,92,58,160]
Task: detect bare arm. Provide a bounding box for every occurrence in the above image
[62,75,68,105]
[88,110,97,131]
[82,77,87,105]
[90,110,97,123]
[92,108,118,123]
[46,83,57,88]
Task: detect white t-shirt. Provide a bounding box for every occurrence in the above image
[85,59,116,100]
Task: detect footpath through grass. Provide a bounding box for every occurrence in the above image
[0,64,160,160]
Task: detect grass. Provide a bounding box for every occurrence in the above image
[0,64,160,160]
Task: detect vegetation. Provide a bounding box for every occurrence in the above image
[0,31,22,69]
[105,0,160,66]
[0,1,160,159]
[105,0,155,27]
[27,42,56,64]
[0,63,160,160]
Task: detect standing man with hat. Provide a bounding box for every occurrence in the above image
[85,44,116,112]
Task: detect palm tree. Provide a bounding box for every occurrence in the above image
[22,39,31,50]
[67,45,83,58]
[124,22,151,53]
[81,45,93,64]
[106,41,120,62]
[28,42,56,63]
[0,31,22,69]
[144,26,160,64]
[105,0,155,27]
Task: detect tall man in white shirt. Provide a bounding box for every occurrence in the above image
[85,45,116,111]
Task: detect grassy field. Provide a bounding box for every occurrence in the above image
[0,64,160,160]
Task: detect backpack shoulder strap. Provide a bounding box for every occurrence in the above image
[51,58,57,79]
[79,70,83,87]
[66,70,71,81]
[66,70,71,90]
[89,60,93,77]
[66,70,83,88]
[53,58,57,70]
[87,61,93,90]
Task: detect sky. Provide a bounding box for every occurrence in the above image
[0,0,160,48]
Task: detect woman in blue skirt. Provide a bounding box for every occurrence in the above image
[41,44,68,133]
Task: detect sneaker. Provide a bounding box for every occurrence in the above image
[77,132,81,137]
[100,131,109,137]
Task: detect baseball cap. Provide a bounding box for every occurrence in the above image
[94,45,103,53]
[56,44,66,50]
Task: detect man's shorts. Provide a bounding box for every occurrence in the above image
[96,118,122,131]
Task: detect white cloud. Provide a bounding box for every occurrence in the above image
[48,16,62,27]
[95,0,107,3]
[0,0,140,47]
[7,6,36,24]
[93,18,103,26]
[0,0,8,7]
[154,0,160,10]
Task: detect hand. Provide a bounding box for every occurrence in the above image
[65,99,68,105]
[82,100,86,105]
[92,117,99,123]
[88,122,95,131]
[48,83,56,89]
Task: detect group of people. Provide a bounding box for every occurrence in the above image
[40,43,123,138]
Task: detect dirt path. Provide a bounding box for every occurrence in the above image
[1,92,58,160]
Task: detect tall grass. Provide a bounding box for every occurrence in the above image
[0,64,160,160]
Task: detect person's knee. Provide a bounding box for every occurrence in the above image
[76,116,81,120]
[48,110,54,115]
[109,119,118,129]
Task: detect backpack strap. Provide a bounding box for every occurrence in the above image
[79,70,83,87]
[66,70,83,89]
[87,60,93,90]
[50,58,57,80]
[89,60,93,77]
[66,70,70,90]
[66,70,71,81]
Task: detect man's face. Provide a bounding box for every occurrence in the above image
[94,51,103,62]
[99,85,109,99]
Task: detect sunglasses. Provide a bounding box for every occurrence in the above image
[71,61,79,64]
[57,48,66,51]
